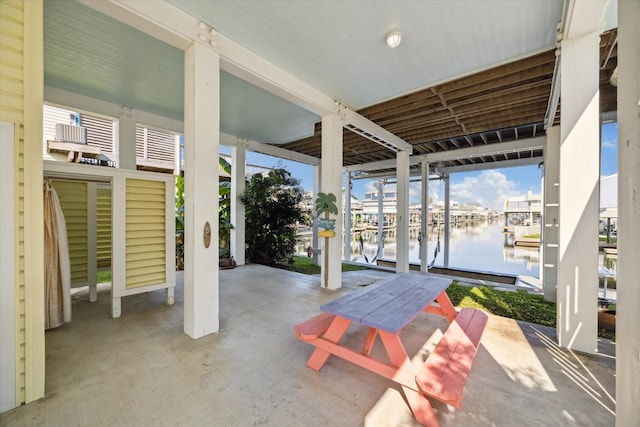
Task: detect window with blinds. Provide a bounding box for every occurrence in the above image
[79,114,115,158]
[135,125,178,173]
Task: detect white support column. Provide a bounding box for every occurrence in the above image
[396,150,410,273]
[443,173,450,267]
[420,161,429,272]
[117,114,137,170]
[557,30,600,352]
[87,182,98,303]
[616,0,640,424]
[376,181,384,261]
[543,127,560,303]
[230,145,246,265]
[320,113,343,289]
[110,175,125,318]
[183,42,220,338]
[344,172,352,262]
[312,165,320,265]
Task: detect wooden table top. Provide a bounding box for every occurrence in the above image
[321,273,452,334]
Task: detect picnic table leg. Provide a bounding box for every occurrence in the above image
[378,331,440,427]
[306,316,351,371]
[435,290,457,323]
[361,328,377,356]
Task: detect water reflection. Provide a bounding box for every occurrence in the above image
[297,221,541,277]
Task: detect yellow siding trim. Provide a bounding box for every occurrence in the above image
[125,179,166,289]
[21,0,44,404]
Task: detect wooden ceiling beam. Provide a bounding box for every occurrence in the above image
[436,50,555,94]
[439,64,553,103]
[430,87,468,135]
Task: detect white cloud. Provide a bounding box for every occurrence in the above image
[450,170,519,210]
[354,171,521,210]
[602,138,617,149]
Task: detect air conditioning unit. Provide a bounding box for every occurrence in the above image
[55,124,87,144]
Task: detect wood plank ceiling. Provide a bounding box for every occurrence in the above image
[276,29,617,174]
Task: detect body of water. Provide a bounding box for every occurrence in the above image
[298,220,620,287]
[348,221,540,278]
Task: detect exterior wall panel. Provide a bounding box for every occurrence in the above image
[0,0,26,406]
[125,179,166,289]
[96,187,111,269]
[51,180,88,285]
[0,0,45,406]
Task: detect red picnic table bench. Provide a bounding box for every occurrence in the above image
[294,273,488,426]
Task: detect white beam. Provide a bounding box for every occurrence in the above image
[78,0,195,50]
[439,156,542,174]
[350,152,542,180]
[340,107,413,154]
[344,137,546,172]
[218,37,336,116]
[220,133,320,165]
[563,0,608,40]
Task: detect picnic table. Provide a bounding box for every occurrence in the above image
[294,273,488,426]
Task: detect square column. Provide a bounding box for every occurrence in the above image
[183,42,220,338]
[230,145,246,265]
[542,126,560,303]
[117,114,137,170]
[616,0,640,423]
[395,150,410,273]
[344,172,352,261]
[420,161,429,272]
[557,31,600,352]
[312,165,320,265]
[443,173,450,267]
[320,113,343,289]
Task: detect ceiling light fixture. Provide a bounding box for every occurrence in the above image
[386,31,402,48]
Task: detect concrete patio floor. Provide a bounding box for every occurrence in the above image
[1,265,615,426]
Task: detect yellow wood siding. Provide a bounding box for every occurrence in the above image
[125,179,166,289]
[0,0,25,405]
[0,1,24,123]
[96,187,112,269]
[1,0,44,405]
[51,180,88,284]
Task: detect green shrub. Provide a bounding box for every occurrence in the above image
[241,168,305,266]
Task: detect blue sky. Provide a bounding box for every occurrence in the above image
[221,122,618,211]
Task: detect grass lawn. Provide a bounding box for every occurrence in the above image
[97,271,111,283]
[291,255,367,275]
[447,281,615,340]
[446,282,555,326]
